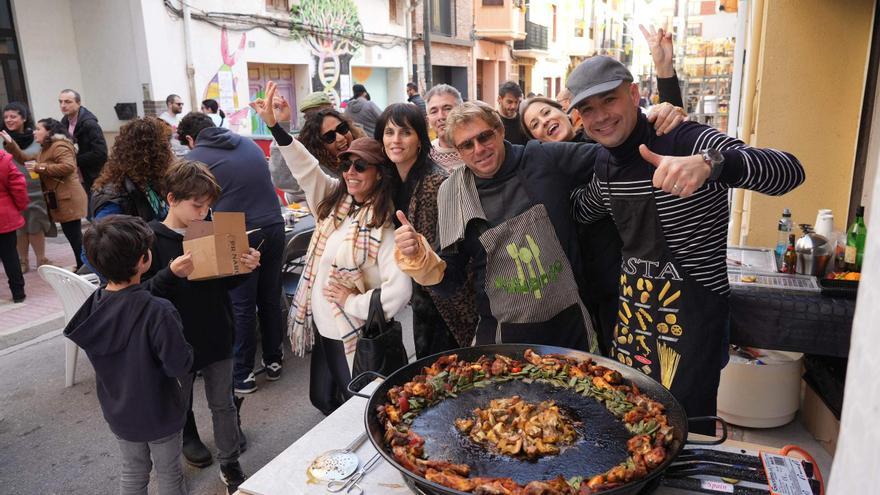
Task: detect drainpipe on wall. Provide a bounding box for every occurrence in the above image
[407,1,417,84]
[182,3,198,108]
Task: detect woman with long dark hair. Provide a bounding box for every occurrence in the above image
[269,107,365,203]
[297,108,364,172]
[376,103,478,357]
[255,82,411,414]
[1,102,52,272]
[1,117,87,269]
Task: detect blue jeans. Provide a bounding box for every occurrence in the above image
[231,222,285,382]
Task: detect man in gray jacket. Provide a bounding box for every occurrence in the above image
[344,84,382,136]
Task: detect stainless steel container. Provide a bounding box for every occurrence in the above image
[796,232,833,276]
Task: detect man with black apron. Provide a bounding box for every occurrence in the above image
[567,57,805,428]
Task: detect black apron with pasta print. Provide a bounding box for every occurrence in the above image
[604,163,728,421]
[478,204,598,352]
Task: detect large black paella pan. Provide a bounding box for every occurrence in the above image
[348,344,723,495]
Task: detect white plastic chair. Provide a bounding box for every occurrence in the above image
[37,266,99,387]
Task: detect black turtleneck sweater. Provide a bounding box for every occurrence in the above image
[572,113,805,295]
[501,114,528,145]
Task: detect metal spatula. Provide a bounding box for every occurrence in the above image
[307,432,368,481]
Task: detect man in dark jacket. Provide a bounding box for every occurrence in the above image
[497,81,527,145]
[177,112,285,394]
[406,82,426,117]
[59,89,107,197]
[65,215,192,495]
[395,101,602,352]
[345,84,383,136]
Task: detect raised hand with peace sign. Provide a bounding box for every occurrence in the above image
[249,80,291,127]
[639,24,675,78]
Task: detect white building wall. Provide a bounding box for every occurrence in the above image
[138,0,191,111]
[12,0,84,124]
[68,0,145,132]
[14,0,148,132]
[13,0,408,135]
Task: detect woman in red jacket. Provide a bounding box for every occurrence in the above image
[0,148,28,302]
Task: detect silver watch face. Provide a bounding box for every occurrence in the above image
[705,148,723,164]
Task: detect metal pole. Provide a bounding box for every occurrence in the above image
[423,0,433,89]
[182,3,197,108]
[406,1,415,84]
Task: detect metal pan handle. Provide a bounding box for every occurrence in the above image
[686,416,729,446]
[346,370,387,399]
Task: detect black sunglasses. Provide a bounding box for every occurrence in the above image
[321,121,351,144]
[340,158,373,173]
[455,128,496,153]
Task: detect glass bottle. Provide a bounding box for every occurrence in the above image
[775,208,793,269]
[783,234,798,274]
[845,206,867,272]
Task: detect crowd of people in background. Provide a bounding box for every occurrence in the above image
[0,25,808,495]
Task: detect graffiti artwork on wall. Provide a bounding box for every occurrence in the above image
[290,0,364,105]
[203,28,250,131]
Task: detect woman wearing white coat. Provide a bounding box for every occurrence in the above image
[252,82,411,414]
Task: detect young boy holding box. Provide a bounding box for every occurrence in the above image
[65,215,193,495]
[143,160,260,493]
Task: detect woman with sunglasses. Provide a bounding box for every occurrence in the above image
[253,82,411,415]
[375,103,478,358]
[267,107,363,204]
[297,108,365,173]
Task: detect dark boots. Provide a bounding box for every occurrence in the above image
[182,409,213,468]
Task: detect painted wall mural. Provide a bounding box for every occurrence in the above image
[202,28,250,131]
[290,0,364,105]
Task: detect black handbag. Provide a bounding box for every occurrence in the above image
[351,289,408,377]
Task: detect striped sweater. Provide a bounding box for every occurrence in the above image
[572,115,805,295]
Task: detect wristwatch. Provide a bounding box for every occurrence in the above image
[702,148,724,181]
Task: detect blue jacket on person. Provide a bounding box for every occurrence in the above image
[184,127,283,230]
[64,285,193,442]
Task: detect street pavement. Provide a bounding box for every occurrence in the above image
[0,235,76,349]
[0,331,325,494]
[0,238,416,495]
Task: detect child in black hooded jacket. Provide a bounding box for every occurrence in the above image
[65,215,192,495]
[142,160,260,493]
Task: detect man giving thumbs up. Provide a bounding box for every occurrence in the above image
[567,56,805,430]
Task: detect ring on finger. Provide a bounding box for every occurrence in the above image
[673,184,681,191]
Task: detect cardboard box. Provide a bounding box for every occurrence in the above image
[800,379,840,456]
[183,212,252,281]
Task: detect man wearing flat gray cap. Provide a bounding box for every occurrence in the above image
[570,56,806,430]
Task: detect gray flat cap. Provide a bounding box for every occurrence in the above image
[566,56,634,113]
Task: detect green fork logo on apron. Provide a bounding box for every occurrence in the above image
[495,234,564,299]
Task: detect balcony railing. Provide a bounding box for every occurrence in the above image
[514,21,548,51]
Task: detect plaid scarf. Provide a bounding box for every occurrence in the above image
[289,195,383,369]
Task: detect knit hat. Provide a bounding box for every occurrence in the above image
[566,56,634,113]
